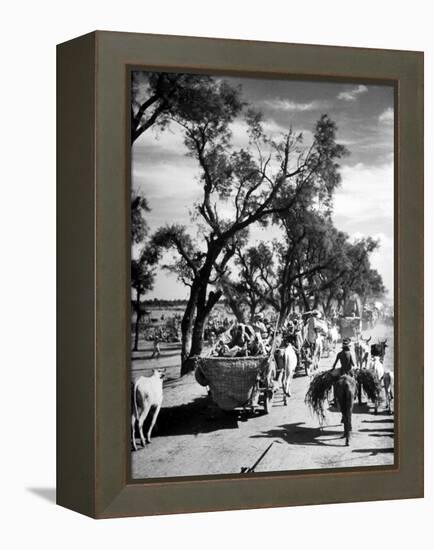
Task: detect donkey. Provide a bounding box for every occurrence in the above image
[334,374,357,446]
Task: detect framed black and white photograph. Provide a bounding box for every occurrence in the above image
[130,71,396,478]
[57,31,423,518]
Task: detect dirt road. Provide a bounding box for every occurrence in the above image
[131,324,394,479]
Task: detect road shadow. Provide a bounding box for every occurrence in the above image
[26,487,56,504]
[327,401,370,414]
[352,403,375,414]
[135,396,239,441]
[293,370,309,379]
[352,447,394,456]
[327,402,392,417]
[250,422,346,447]
[362,419,394,424]
[132,351,181,361]
[359,427,394,433]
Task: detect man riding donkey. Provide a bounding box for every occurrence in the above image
[331,338,355,377]
[329,336,356,407]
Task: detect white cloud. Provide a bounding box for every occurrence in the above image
[348,232,394,298]
[379,107,394,123]
[337,85,368,101]
[370,233,394,297]
[262,99,328,112]
[132,157,202,230]
[334,162,394,222]
[349,231,392,249]
[133,124,186,157]
[229,120,253,148]
[333,162,394,294]
[262,119,287,135]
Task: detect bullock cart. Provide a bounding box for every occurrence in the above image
[338,316,362,340]
[195,355,276,414]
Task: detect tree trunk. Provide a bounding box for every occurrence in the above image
[280,302,291,328]
[324,293,334,317]
[279,277,293,327]
[180,307,195,365]
[249,301,257,323]
[133,292,141,351]
[181,244,223,374]
[189,286,221,358]
[226,293,246,323]
[186,245,223,360]
[299,286,309,312]
[190,311,207,358]
[180,289,198,376]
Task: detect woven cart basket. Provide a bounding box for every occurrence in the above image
[195,355,271,410]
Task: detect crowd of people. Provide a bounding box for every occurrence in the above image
[207,310,330,361]
[141,300,390,371]
[210,313,275,358]
[206,305,389,381]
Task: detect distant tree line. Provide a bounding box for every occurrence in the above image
[141,298,189,308]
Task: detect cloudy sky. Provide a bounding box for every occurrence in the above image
[132,74,394,300]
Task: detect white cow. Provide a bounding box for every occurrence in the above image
[131,369,165,451]
[312,333,324,371]
[369,356,385,414]
[328,325,340,350]
[355,335,371,368]
[305,316,327,372]
[369,355,384,380]
[275,344,298,405]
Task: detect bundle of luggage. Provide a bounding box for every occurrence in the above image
[212,338,270,358]
[210,323,272,358]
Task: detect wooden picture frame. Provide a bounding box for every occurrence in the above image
[57,31,423,518]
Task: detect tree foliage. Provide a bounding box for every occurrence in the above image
[132,71,385,370]
[224,213,386,322]
[131,192,150,244]
[131,72,239,143]
[130,191,161,350]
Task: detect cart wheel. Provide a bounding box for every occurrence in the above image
[263,390,274,414]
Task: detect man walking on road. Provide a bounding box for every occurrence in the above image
[151,333,161,359]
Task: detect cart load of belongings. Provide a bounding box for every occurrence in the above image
[339,316,361,331]
[301,310,329,336]
[211,323,272,358]
[195,323,275,410]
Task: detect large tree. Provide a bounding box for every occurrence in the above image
[149,73,349,373]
